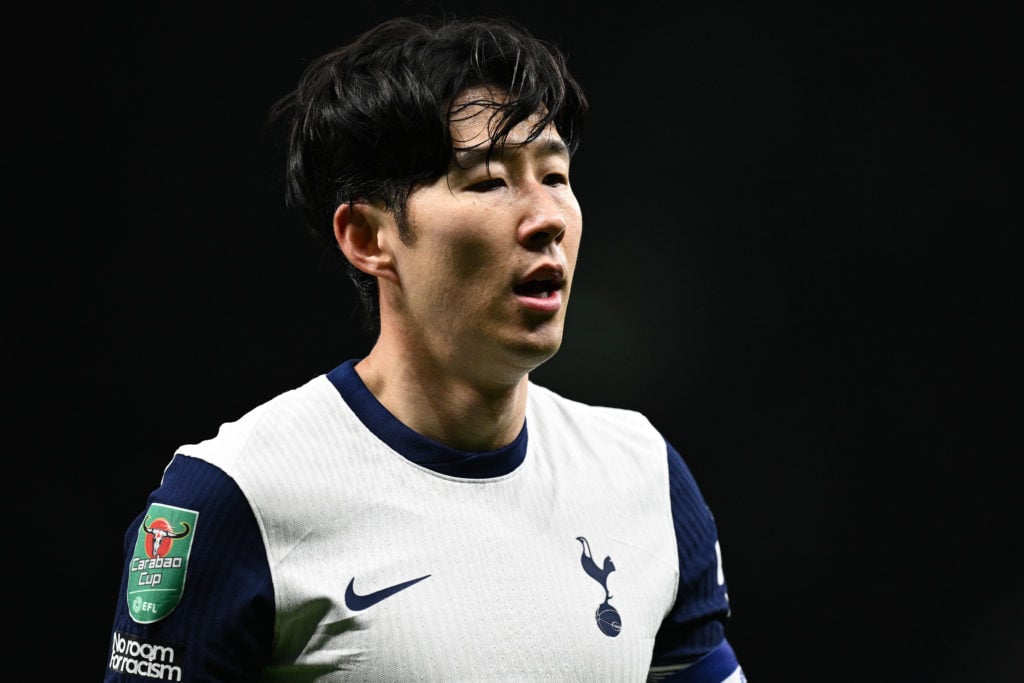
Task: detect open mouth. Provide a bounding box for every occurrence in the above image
[514,275,561,299]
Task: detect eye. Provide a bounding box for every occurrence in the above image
[544,172,569,186]
[469,177,507,192]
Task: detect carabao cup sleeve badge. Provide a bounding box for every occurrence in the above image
[127,503,199,624]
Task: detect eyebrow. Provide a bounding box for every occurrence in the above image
[453,136,569,169]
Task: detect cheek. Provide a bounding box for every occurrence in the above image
[561,195,583,254]
[407,193,507,281]
[436,214,507,281]
[564,215,584,266]
[448,238,501,281]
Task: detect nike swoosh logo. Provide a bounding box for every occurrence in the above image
[344,574,431,611]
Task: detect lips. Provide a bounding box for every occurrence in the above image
[513,267,565,313]
[513,269,564,299]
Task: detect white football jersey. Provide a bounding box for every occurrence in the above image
[105,359,743,682]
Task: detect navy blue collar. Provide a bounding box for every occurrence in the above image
[326,359,527,479]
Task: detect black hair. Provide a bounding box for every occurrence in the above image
[269,14,589,335]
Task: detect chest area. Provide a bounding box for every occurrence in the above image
[266,471,678,679]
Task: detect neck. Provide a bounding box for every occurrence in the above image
[355,341,529,452]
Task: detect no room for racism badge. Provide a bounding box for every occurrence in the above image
[127,503,199,624]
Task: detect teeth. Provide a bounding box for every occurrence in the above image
[514,273,560,299]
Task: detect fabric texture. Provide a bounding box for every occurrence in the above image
[105,360,737,681]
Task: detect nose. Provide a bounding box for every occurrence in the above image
[517,188,567,250]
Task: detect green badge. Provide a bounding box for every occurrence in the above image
[127,503,199,624]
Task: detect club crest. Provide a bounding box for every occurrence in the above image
[576,536,621,637]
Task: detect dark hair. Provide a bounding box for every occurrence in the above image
[269,14,589,335]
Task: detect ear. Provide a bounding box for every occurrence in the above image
[333,201,399,284]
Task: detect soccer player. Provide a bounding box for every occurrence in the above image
[104,14,747,682]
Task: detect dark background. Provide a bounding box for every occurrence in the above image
[15,1,1017,681]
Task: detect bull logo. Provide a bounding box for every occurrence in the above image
[128,504,199,624]
[141,516,192,558]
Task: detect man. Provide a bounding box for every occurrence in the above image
[105,14,746,682]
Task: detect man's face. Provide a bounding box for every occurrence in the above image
[385,88,583,386]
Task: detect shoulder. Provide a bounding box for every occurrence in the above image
[528,381,657,428]
[526,381,665,461]
[176,374,342,469]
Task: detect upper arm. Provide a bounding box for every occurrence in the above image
[105,454,274,682]
[649,439,742,680]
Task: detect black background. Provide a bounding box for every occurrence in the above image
[15,2,1017,681]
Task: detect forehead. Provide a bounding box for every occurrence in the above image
[448,86,560,151]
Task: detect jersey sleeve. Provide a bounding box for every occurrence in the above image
[104,454,274,682]
[648,439,745,683]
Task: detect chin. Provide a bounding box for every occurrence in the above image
[507,333,563,370]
